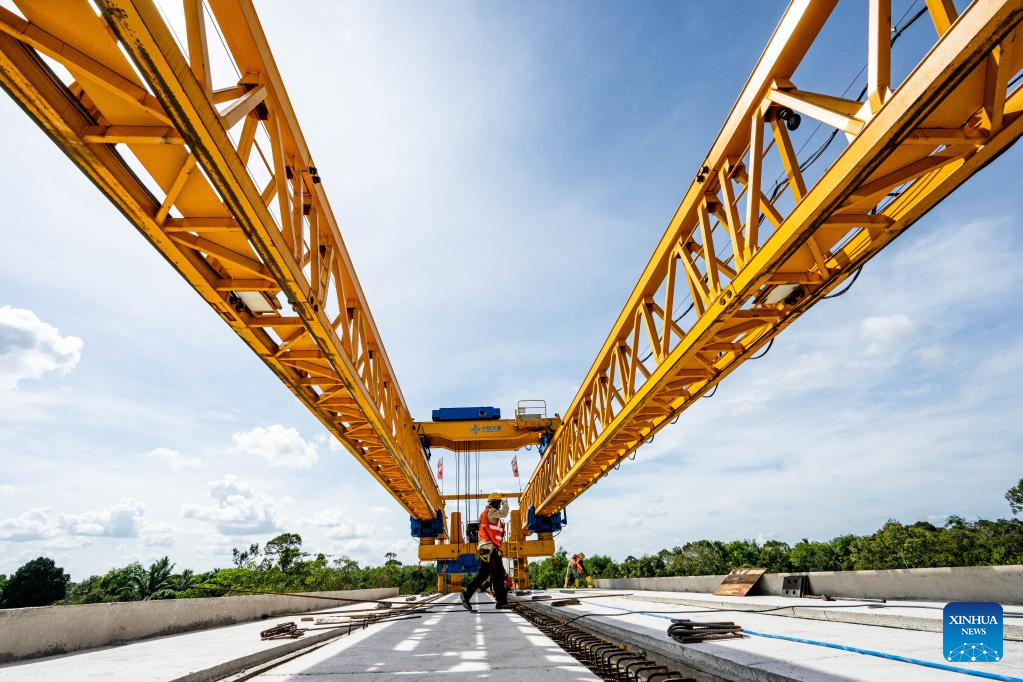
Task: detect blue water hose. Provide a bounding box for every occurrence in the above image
[579,601,1023,681]
[742,629,1022,682]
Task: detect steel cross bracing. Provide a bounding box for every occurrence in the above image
[520,0,1023,518]
[0,0,441,519]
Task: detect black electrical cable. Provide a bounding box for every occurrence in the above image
[632,2,934,367]
[749,338,774,360]
[823,267,863,299]
[629,18,949,471]
[703,385,718,399]
[764,3,928,207]
[891,7,928,44]
[560,2,937,446]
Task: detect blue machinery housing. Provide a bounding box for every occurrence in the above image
[411,506,566,576]
[527,505,566,533]
[412,507,566,539]
[409,509,445,538]
[431,406,501,421]
[437,553,481,575]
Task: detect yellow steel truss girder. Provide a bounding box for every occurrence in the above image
[415,417,561,452]
[0,0,440,518]
[520,0,1023,519]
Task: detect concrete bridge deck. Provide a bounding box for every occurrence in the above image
[0,593,592,681]
[3,590,1022,681]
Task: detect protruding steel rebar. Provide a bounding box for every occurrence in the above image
[514,605,694,682]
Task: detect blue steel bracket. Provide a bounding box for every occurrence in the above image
[538,427,554,456]
[437,553,481,575]
[410,509,444,538]
[527,505,567,533]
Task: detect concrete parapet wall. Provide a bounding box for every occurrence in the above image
[595,575,724,594]
[594,565,1023,603]
[0,587,398,662]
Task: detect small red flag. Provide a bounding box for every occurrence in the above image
[437,456,443,480]
[511,454,519,478]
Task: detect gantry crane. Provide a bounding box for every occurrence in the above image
[1,0,1021,591]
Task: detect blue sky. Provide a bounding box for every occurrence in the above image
[1,0,1020,579]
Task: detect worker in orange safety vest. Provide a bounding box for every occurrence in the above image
[461,492,511,610]
[564,553,582,588]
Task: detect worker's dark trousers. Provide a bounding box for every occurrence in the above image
[464,548,508,606]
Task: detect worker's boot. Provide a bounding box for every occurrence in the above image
[495,603,513,610]
[459,590,471,611]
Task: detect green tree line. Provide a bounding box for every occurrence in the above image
[526,480,1023,588]
[5,481,1023,606]
[529,514,1023,588]
[0,532,436,609]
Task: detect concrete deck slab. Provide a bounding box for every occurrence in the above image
[5,589,1022,681]
[0,596,423,682]
[530,591,1023,681]
[570,588,1023,640]
[250,593,598,681]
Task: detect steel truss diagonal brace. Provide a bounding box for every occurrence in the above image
[0,0,441,518]
[520,0,1023,521]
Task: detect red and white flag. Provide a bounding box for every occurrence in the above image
[437,456,443,481]
[511,454,519,478]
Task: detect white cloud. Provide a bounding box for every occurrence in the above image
[47,535,96,550]
[860,313,918,356]
[144,446,203,470]
[329,537,407,565]
[302,508,373,540]
[182,475,283,535]
[62,498,145,538]
[141,521,178,548]
[316,434,344,452]
[917,345,947,367]
[0,508,60,542]
[0,499,146,544]
[0,484,14,495]
[191,530,236,562]
[610,496,666,529]
[231,425,319,469]
[719,312,923,417]
[0,305,83,389]
[728,350,841,416]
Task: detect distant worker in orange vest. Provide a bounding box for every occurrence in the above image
[564,552,590,588]
[461,492,511,610]
[565,553,582,588]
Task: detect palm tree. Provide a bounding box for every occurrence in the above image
[168,568,195,592]
[131,557,176,600]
